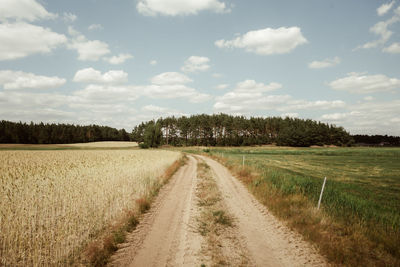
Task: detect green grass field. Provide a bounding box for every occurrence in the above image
[181,146,400,265]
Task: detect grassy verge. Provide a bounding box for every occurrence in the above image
[81,154,187,266]
[199,148,400,266]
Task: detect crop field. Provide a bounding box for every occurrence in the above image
[0,149,180,266]
[182,146,400,264]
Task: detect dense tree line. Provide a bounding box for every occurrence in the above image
[0,120,130,144]
[353,134,400,146]
[132,114,354,147]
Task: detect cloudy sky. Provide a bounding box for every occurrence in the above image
[1,0,400,135]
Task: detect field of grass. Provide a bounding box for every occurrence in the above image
[0,149,180,266]
[182,146,400,265]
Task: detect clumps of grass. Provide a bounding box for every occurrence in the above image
[195,159,236,265]
[212,210,233,226]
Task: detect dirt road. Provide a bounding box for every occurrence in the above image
[109,155,327,267]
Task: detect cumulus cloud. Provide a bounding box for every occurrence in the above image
[214,79,286,113]
[141,72,210,103]
[215,27,307,55]
[137,0,229,16]
[0,0,57,22]
[0,22,67,61]
[308,57,340,69]
[73,68,128,84]
[151,72,192,85]
[214,79,344,114]
[321,100,400,135]
[105,53,133,64]
[67,26,110,61]
[0,70,66,90]
[181,56,210,73]
[377,1,395,16]
[72,84,138,104]
[383,42,400,53]
[329,72,400,93]
[88,24,103,31]
[150,60,157,65]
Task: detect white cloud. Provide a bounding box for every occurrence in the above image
[215,84,229,90]
[88,24,103,31]
[137,0,229,16]
[364,96,374,101]
[0,70,66,90]
[377,1,395,16]
[212,73,222,78]
[329,72,400,94]
[0,22,67,61]
[215,27,308,55]
[151,72,192,85]
[321,112,348,120]
[63,12,77,23]
[181,56,210,72]
[214,79,344,114]
[106,53,133,64]
[279,100,346,111]
[73,68,128,84]
[383,42,400,53]
[321,100,400,135]
[357,9,400,50]
[72,84,138,104]
[0,0,57,22]
[308,57,340,69]
[67,26,110,61]
[142,72,210,103]
[150,60,157,65]
[235,80,282,93]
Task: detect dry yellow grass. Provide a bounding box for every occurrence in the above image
[0,150,180,266]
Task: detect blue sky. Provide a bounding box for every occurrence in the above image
[0,0,399,135]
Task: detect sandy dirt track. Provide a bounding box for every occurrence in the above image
[110,155,327,267]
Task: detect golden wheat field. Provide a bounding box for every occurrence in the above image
[0,149,181,266]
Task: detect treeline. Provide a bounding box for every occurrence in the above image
[132,114,354,147]
[353,134,400,146]
[0,120,130,144]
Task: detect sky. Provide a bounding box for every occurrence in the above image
[0,0,399,135]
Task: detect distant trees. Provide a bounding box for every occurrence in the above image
[353,134,400,146]
[132,114,355,147]
[0,120,130,144]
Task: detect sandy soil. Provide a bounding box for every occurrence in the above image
[109,155,327,267]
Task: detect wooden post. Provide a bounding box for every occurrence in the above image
[317,177,327,210]
[242,155,245,168]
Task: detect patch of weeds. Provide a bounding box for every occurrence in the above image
[212,210,233,226]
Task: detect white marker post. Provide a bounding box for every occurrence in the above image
[317,177,327,210]
[242,155,245,168]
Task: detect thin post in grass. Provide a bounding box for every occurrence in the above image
[317,176,327,210]
[242,155,245,168]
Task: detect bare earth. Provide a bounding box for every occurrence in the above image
[109,155,327,267]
